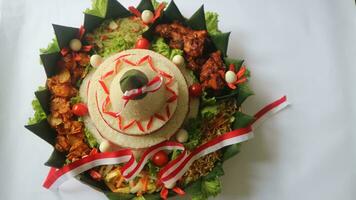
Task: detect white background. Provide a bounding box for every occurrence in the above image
[0,0,355,199]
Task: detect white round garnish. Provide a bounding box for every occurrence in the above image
[141,10,154,24]
[176,129,188,143]
[172,55,185,67]
[69,38,82,51]
[109,21,118,30]
[90,54,103,68]
[225,70,237,84]
[99,140,111,152]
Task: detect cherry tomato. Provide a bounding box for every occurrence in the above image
[189,83,202,97]
[152,150,169,167]
[135,38,150,49]
[72,103,88,116]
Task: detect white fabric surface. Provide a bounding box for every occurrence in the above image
[0,0,355,199]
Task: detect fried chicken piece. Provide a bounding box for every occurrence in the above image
[200,51,226,90]
[50,97,71,115]
[155,22,208,62]
[182,30,207,57]
[55,135,70,152]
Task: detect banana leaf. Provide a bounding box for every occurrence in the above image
[84,13,105,33]
[52,24,79,49]
[137,0,155,12]
[187,5,207,30]
[210,32,231,57]
[34,89,51,115]
[105,0,132,19]
[44,149,66,168]
[40,52,61,77]
[25,119,56,146]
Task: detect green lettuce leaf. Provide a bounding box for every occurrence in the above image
[85,0,108,18]
[151,37,183,60]
[205,12,221,35]
[201,91,217,106]
[169,48,183,60]
[185,163,224,200]
[201,177,222,197]
[147,160,160,178]
[152,38,170,58]
[28,87,47,125]
[184,118,202,150]
[201,105,219,119]
[170,149,181,160]
[70,95,82,105]
[84,127,99,148]
[40,38,60,54]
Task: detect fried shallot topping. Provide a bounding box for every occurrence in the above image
[47,53,91,162]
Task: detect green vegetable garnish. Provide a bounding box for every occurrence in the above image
[40,38,60,54]
[205,12,222,35]
[85,0,108,18]
[27,98,47,125]
[184,118,202,150]
[70,95,82,105]
[88,18,147,58]
[28,86,47,125]
[201,105,219,119]
[151,37,183,60]
[84,127,99,148]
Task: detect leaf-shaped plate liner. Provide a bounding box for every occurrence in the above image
[187,5,207,31]
[105,190,177,200]
[35,89,51,115]
[137,0,155,12]
[45,149,66,168]
[105,192,135,200]
[105,0,132,19]
[222,112,255,161]
[53,24,79,49]
[210,32,231,57]
[141,14,165,41]
[163,0,186,24]
[224,57,244,71]
[84,13,105,33]
[25,119,56,146]
[40,52,61,78]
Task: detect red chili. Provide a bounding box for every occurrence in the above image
[160,187,168,200]
[89,170,102,181]
[89,148,98,156]
[173,187,185,196]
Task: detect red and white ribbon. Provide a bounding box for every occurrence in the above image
[121,141,185,180]
[43,141,184,190]
[43,149,133,190]
[43,96,289,190]
[122,75,163,101]
[158,96,289,187]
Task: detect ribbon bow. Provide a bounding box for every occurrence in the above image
[122,75,163,101]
